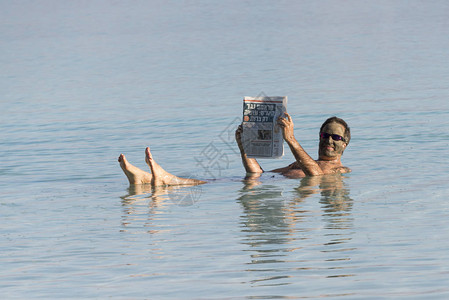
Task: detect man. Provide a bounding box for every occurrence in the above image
[118,113,350,186]
[235,113,351,178]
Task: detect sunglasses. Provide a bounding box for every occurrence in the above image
[320,132,345,142]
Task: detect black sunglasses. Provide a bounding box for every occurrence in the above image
[320,132,345,142]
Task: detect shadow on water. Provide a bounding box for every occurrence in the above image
[237,174,354,288]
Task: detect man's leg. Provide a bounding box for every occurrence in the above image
[145,147,206,186]
[118,154,153,184]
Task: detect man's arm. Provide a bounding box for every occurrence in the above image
[235,125,264,174]
[277,113,324,176]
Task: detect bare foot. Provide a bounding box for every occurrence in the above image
[145,147,206,186]
[118,154,153,184]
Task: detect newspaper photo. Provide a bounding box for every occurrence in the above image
[241,96,287,158]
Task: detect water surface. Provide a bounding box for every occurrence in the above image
[1,1,449,299]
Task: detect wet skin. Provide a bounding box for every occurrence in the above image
[318,122,347,161]
[118,148,206,186]
[238,115,350,178]
[119,115,350,186]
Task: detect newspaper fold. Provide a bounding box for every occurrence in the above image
[242,96,287,158]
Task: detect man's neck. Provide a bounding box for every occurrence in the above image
[317,157,342,165]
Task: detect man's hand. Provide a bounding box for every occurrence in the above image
[235,124,263,173]
[277,112,295,142]
[235,124,244,148]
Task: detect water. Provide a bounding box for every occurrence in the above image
[2,0,449,298]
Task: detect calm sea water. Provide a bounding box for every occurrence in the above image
[2,0,449,299]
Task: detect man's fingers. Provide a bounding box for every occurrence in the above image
[277,118,285,127]
[277,113,292,127]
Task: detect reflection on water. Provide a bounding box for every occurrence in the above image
[238,174,354,287]
[118,174,355,290]
[121,183,203,207]
[120,184,166,235]
[119,184,202,236]
[296,174,353,229]
[238,178,293,245]
[237,178,294,286]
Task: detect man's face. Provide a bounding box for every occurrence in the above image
[318,122,347,160]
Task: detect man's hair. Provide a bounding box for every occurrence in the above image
[320,116,351,145]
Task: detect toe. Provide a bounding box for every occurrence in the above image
[145,147,152,160]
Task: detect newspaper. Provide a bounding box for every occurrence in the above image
[241,96,287,158]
